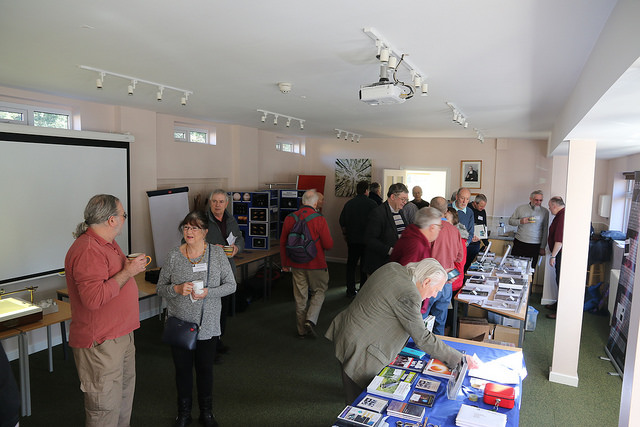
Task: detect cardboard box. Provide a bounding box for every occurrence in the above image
[493,324,520,346]
[466,305,487,319]
[458,317,494,341]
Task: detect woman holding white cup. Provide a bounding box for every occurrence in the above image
[156,211,236,427]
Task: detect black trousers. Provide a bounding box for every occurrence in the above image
[511,238,542,267]
[555,251,562,288]
[171,337,218,401]
[465,242,481,272]
[346,243,367,293]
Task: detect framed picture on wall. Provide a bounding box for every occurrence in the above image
[461,160,482,189]
[335,158,372,197]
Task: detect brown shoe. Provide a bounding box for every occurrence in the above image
[546,313,557,319]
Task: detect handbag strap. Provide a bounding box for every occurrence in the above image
[196,246,211,327]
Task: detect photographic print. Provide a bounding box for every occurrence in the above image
[335,158,372,197]
[461,160,482,189]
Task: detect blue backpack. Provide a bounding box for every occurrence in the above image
[285,211,320,263]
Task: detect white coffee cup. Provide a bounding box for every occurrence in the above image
[192,280,204,295]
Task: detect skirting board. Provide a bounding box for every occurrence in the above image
[549,369,579,387]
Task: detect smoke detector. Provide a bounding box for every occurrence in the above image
[278,82,292,93]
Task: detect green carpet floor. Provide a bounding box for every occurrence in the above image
[9,262,622,426]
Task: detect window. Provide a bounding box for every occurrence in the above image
[0,102,71,129]
[174,125,215,145]
[622,175,635,233]
[276,137,303,154]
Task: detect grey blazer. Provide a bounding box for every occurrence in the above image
[325,262,463,388]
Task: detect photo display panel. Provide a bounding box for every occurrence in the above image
[0,130,130,284]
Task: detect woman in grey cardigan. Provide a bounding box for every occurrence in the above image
[157,211,236,427]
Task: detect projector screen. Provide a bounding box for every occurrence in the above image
[0,128,130,285]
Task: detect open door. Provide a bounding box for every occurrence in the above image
[382,169,407,201]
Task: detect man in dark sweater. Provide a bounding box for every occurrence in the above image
[339,181,377,297]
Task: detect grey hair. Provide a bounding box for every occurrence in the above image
[414,207,442,229]
[208,189,229,201]
[302,189,319,206]
[474,194,487,203]
[430,197,448,214]
[549,196,565,207]
[406,258,447,286]
[73,194,120,239]
[530,190,544,198]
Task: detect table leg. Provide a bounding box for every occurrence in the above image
[452,299,459,337]
[47,325,53,372]
[60,320,68,360]
[262,258,268,301]
[18,333,31,416]
[518,320,525,347]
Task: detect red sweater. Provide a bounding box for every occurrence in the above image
[64,228,140,348]
[280,206,333,269]
[390,224,432,265]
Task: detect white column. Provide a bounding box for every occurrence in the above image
[619,225,640,425]
[549,139,596,386]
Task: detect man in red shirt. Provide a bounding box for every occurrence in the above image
[64,194,148,426]
[426,197,465,335]
[280,189,334,338]
[390,207,442,265]
[546,196,565,319]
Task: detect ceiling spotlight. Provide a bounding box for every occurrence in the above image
[421,83,429,96]
[356,136,360,143]
[351,135,355,142]
[273,115,278,125]
[336,130,341,139]
[181,92,189,106]
[379,47,390,63]
[286,118,291,128]
[156,86,164,102]
[127,80,136,96]
[299,121,304,130]
[387,56,398,69]
[96,72,105,89]
[413,76,422,88]
[261,114,266,123]
[344,134,348,141]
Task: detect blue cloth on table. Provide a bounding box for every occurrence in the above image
[343,338,527,427]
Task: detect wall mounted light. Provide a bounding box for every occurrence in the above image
[80,65,193,106]
[257,109,305,131]
[335,129,362,143]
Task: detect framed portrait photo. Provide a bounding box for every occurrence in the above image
[461,160,482,189]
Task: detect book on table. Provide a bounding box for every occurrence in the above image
[414,377,441,392]
[408,389,436,407]
[423,358,453,379]
[455,404,506,427]
[336,405,383,427]
[389,354,426,372]
[366,367,418,400]
[355,394,389,413]
[399,346,426,359]
[386,400,425,422]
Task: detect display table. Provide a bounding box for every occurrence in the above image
[0,300,71,417]
[233,246,280,300]
[336,337,525,427]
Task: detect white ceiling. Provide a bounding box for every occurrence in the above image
[1,0,638,158]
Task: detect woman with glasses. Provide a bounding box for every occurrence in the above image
[157,211,236,427]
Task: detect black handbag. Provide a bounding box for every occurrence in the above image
[161,248,209,350]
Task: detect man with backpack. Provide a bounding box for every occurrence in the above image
[280,189,334,338]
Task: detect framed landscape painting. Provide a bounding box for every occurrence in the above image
[461,160,482,189]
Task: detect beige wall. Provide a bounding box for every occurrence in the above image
[4,84,634,263]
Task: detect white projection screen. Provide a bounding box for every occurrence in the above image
[0,128,130,285]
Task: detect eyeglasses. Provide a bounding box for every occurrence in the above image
[532,198,543,202]
[394,194,409,203]
[183,226,202,232]
[111,212,127,221]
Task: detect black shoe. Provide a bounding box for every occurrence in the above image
[198,397,218,427]
[174,397,192,427]
[304,321,317,338]
[346,290,357,298]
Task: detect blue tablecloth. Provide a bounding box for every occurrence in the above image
[341,338,526,427]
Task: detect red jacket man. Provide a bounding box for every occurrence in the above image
[280,190,333,338]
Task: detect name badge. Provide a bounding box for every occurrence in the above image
[193,263,207,272]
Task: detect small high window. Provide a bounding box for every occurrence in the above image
[0,102,71,129]
[174,125,215,145]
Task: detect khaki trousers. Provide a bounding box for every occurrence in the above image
[291,268,329,335]
[72,332,136,427]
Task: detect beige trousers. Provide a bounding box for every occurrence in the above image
[72,332,136,427]
[291,268,329,335]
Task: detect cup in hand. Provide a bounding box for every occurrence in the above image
[192,280,204,295]
[223,246,234,257]
[127,253,152,266]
